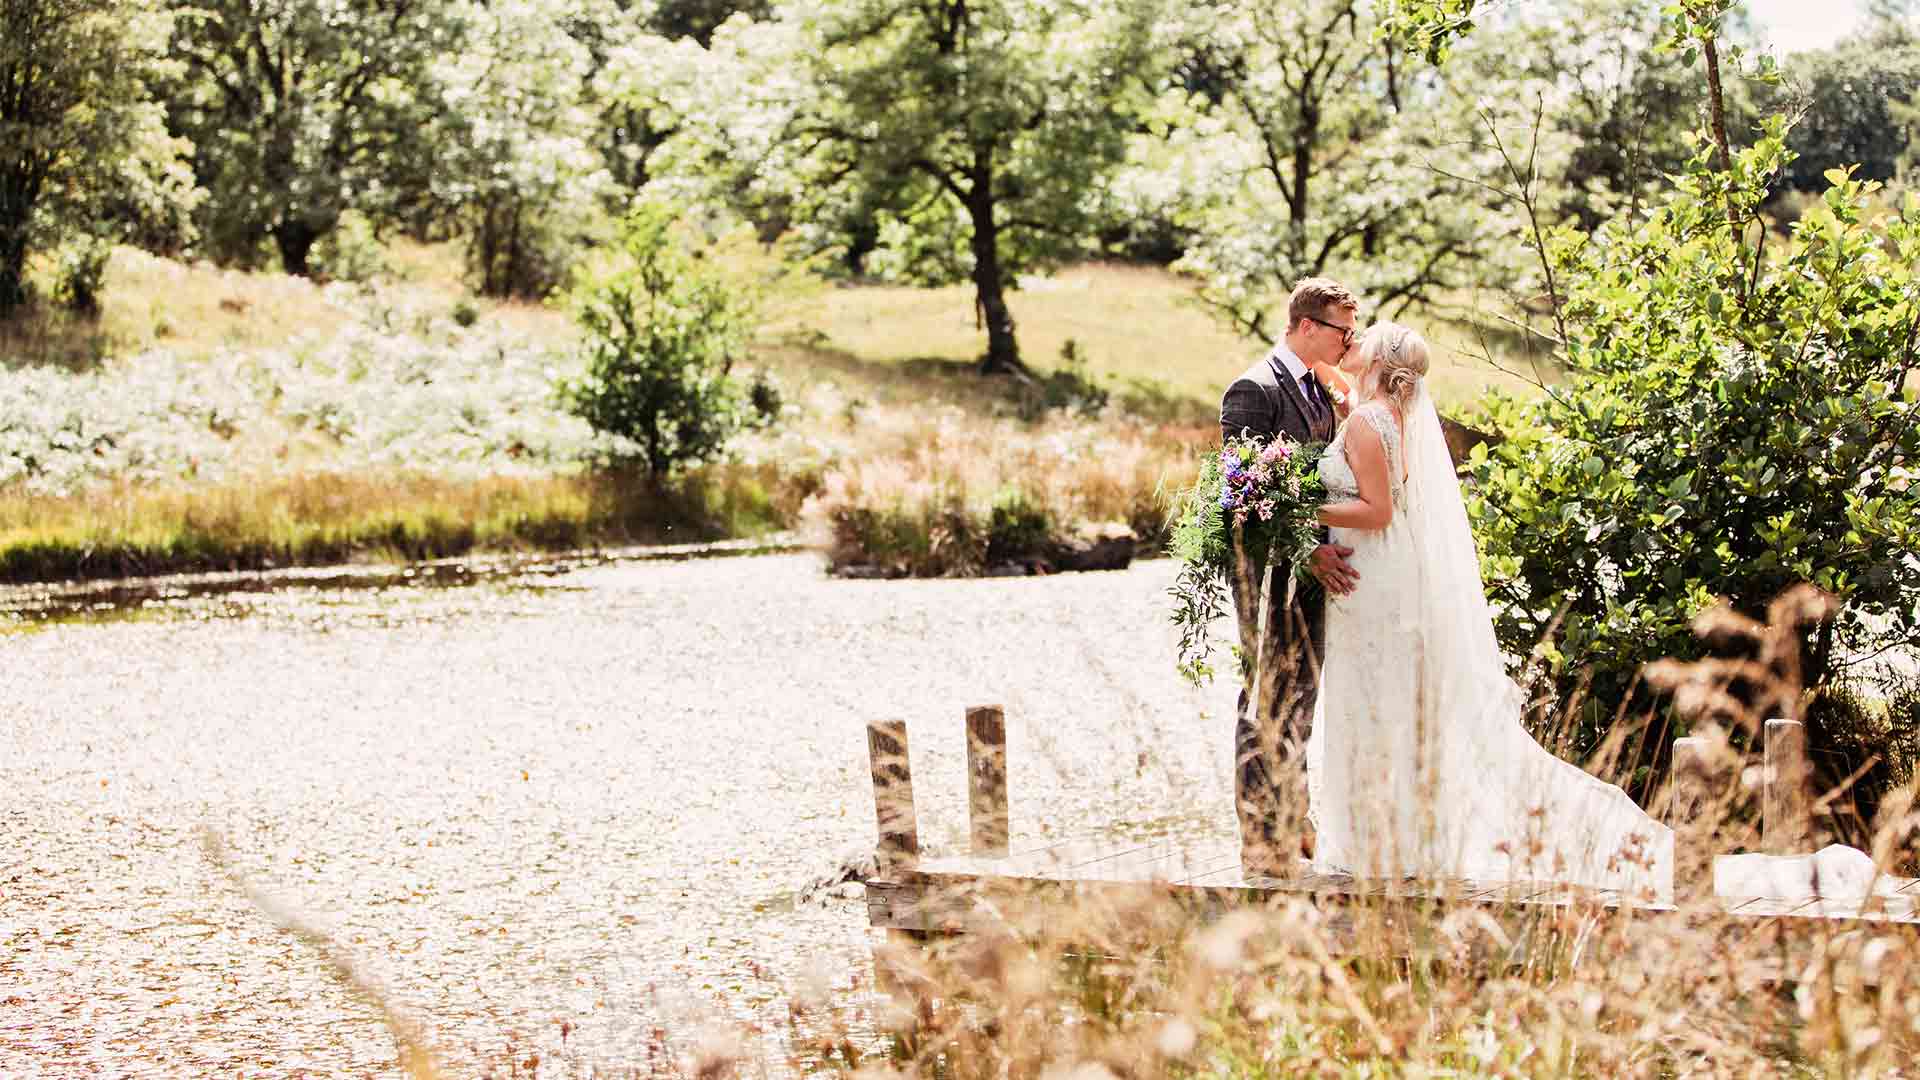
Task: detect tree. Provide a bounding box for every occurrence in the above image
[1769,23,1920,194]
[1490,0,1717,232]
[649,0,769,45]
[432,0,618,298]
[559,204,768,479]
[1469,132,1920,756]
[0,0,186,315]
[166,0,465,275]
[1393,2,1920,764]
[1155,0,1513,341]
[641,0,1162,375]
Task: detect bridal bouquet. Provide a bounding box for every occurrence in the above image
[1167,433,1326,686]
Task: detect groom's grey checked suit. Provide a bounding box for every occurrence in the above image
[1220,346,1336,868]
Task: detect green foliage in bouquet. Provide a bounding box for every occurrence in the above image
[1167,435,1326,687]
[1467,119,1920,750]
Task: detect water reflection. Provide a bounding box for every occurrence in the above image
[0,552,1229,1075]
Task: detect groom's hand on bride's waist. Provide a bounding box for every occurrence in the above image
[1309,543,1359,595]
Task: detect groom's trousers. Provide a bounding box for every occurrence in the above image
[1232,563,1327,870]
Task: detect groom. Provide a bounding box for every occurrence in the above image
[1220,277,1361,877]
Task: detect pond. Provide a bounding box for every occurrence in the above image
[0,552,1234,1075]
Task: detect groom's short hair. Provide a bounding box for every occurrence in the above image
[1287,278,1359,329]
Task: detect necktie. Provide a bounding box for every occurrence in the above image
[1301,373,1326,429]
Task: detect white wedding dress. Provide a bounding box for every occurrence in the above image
[1304,389,1675,900]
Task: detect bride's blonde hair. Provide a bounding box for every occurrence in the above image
[1356,322,1430,408]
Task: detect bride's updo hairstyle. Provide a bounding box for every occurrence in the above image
[1358,321,1430,409]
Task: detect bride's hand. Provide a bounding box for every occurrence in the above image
[1309,543,1358,595]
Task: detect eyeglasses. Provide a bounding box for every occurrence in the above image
[1305,314,1357,346]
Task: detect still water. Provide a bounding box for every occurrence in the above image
[1,553,1233,1076]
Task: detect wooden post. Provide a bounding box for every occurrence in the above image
[1763,718,1810,854]
[966,705,1009,858]
[868,719,919,870]
[1670,736,1710,901]
[1670,737,1709,827]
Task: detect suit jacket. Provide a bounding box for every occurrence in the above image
[1220,348,1337,449]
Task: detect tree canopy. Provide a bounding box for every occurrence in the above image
[0,0,186,313]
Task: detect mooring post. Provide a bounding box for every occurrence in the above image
[1669,737,1709,826]
[1669,736,1711,901]
[1763,718,1810,854]
[966,705,1009,858]
[867,719,919,870]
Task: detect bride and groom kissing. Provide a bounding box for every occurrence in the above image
[1222,278,1673,898]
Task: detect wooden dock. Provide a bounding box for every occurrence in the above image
[863,709,1920,942]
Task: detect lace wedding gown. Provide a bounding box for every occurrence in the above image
[1304,393,1674,899]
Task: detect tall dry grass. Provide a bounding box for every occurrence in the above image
[632,589,1920,1078]
[797,405,1211,577]
[0,466,807,584]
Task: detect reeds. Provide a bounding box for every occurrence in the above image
[798,407,1209,577]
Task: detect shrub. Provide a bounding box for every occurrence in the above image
[308,211,390,283]
[985,487,1053,564]
[1468,123,1920,751]
[558,205,764,480]
[799,407,1198,576]
[53,237,112,317]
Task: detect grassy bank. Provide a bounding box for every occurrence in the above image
[0,466,806,585]
[0,244,1534,585]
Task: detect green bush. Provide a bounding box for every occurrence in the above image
[1797,675,1920,871]
[308,211,389,283]
[1467,121,1920,752]
[986,487,1053,564]
[558,205,764,480]
[53,237,112,317]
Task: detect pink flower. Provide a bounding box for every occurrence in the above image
[1257,499,1276,522]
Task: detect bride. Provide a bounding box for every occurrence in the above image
[1304,322,1674,898]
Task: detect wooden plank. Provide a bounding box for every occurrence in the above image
[1763,718,1810,854]
[1168,851,1250,887]
[1074,843,1242,885]
[867,719,918,869]
[966,705,1009,858]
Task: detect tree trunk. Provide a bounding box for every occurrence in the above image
[0,165,43,317]
[273,219,324,277]
[1699,31,1749,304]
[965,184,1024,376]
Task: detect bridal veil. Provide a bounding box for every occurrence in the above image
[1310,383,1674,899]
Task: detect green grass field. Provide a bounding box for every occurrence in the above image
[767,261,1554,412]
